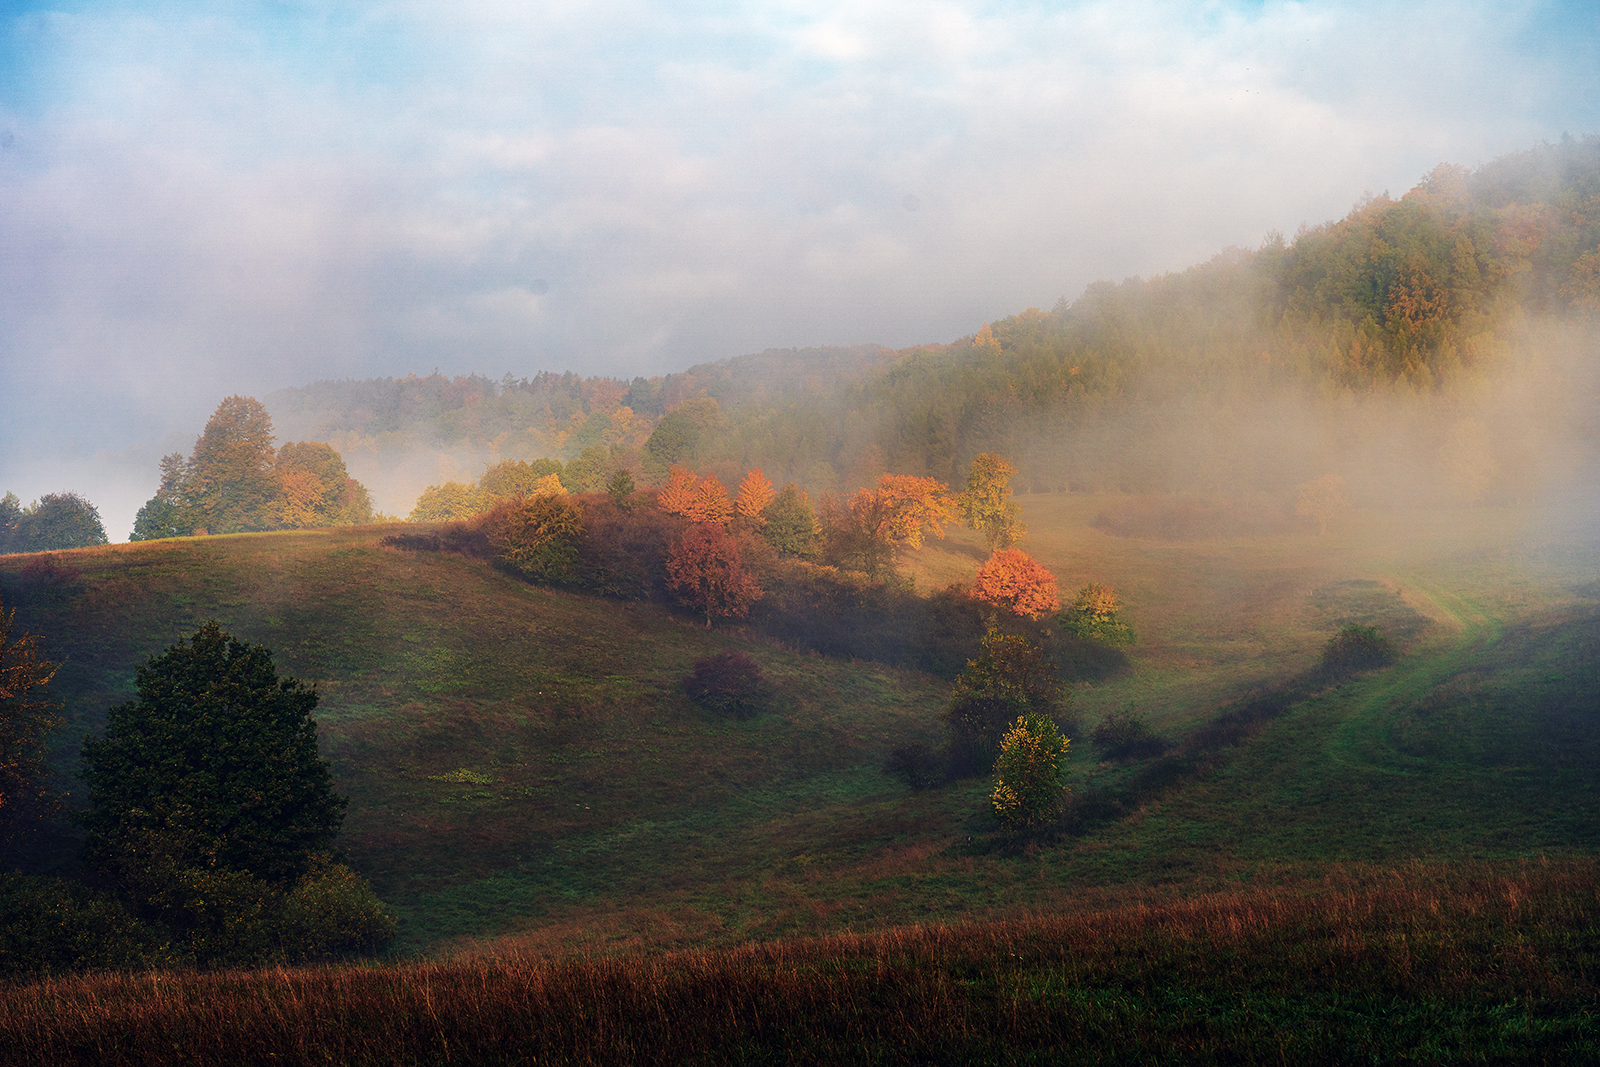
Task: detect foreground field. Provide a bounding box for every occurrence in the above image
[2,492,1597,960]
[4,859,1597,1065]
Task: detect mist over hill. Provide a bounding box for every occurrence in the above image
[264,137,1600,524]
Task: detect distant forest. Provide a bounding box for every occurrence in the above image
[268,137,1600,514]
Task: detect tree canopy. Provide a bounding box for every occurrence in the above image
[0,492,109,554]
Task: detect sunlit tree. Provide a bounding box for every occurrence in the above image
[973,548,1060,619]
[959,453,1024,550]
[991,714,1068,829]
[734,468,777,527]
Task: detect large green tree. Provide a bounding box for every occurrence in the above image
[79,623,346,886]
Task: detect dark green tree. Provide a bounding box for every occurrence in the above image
[605,468,637,507]
[562,446,613,492]
[0,493,20,549]
[130,453,192,542]
[79,623,346,886]
[642,410,701,483]
[4,493,109,553]
[760,483,821,559]
[942,630,1066,775]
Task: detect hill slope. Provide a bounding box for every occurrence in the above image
[5,488,1599,956]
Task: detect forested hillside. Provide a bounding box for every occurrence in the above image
[267,136,1600,517]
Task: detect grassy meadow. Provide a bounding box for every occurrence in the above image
[3,490,1599,1060]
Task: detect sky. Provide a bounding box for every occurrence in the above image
[1,0,1598,540]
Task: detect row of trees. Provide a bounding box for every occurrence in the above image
[132,397,375,541]
[0,492,109,555]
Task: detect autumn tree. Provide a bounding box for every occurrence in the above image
[486,494,585,584]
[990,714,1068,829]
[823,474,956,578]
[942,630,1065,775]
[959,453,1024,550]
[186,396,282,534]
[0,594,61,838]
[408,482,491,522]
[657,466,732,524]
[133,399,372,538]
[666,523,763,627]
[480,459,564,499]
[733,468,776,528]
[275,443,372,528]
[1058,584,1135,646]
[656,465,696,514]
[972,548,1061,620]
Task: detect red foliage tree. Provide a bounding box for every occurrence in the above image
[666,523,763,627]
[972,548,1061,620]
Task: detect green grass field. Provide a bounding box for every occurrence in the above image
[3,492,1597,969]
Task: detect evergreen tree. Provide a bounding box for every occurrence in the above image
[79,623,346,886]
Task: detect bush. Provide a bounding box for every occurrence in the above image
[279,861,398,961]
[885,742,943,791]
[991,714,1069,829]
[485,495,585,584]
[1091,709,1167,761]
[0,874,175,978]
[1320,624,1396,677]
[684,651,771,719]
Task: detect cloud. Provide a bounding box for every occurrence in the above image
[1,0,1597,538]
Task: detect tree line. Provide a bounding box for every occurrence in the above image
[256,136,1600,512]
[0,493,108,555]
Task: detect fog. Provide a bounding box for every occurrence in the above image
[2,1,1597,540]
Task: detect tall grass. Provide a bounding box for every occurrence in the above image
[3,860,1596,1065]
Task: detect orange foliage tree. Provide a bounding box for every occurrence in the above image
[657,466,733,525]
[666,523,763,627]
[874,475,957,548]
[972,549,1061,619]
[656,465,699,516]
[824,474,957,578]
[733,469,776,527]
